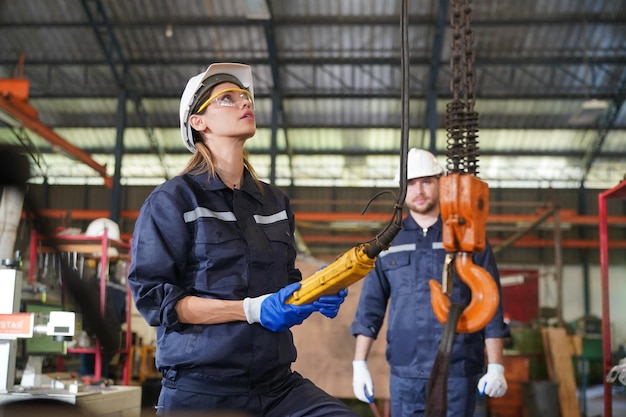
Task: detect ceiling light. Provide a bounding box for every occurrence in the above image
[239,0,271,20]
[568,99,609,126]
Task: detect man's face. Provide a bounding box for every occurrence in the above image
[406,176,439,215]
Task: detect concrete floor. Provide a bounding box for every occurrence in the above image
[137,385,626,417]
[583,385,626,417]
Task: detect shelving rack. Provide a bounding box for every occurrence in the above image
[28,227,133,384]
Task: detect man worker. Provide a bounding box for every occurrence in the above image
[350,148,510,417]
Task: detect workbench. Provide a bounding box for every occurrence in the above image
[0,385,141,417]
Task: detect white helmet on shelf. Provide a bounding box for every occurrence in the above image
[85,218,120,257]
[395,148,444,182]
[85,218,121,240]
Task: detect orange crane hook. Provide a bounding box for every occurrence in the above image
[430,173,500,333]
[429,252,499,333]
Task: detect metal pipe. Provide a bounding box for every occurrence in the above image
[492,205,556,254]
[0,96,113,188]
[553,206,564,326]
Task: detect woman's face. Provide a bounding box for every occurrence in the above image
[190,81,256,141]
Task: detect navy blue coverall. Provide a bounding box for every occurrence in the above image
[129,169,356,417]
[350,215,509,417]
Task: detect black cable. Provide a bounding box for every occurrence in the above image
[362,0,409,259]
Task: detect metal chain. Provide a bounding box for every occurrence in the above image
[446,0,480,176]
[450,0,463,102]
[462,0,479,175]
[462,1,476,112]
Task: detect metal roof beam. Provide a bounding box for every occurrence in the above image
[80,0,127,88]
[4,14,625,28]
[16,90,623,101]
[3,56,623,67]
[80,0,169,185]
[578,64,626,186]
[263,9,288,186]
[56,147,626,159]
[0,94,112,188]
[579,103,626,186]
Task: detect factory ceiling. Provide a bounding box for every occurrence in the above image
[0,0,625,191]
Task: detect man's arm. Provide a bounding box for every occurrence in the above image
[354,334,375,360]
[485,337,504,365]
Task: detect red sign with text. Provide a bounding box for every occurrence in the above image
[0,313,34,338]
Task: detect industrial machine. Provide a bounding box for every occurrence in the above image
[0,149,140,416]
[0,268,78,393]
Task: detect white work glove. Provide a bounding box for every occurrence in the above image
[352,360,374,403]
[477,363,508,397]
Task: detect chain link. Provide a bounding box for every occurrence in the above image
[462,1,476,111]
[449,0,463,102]
[446,0,480,176]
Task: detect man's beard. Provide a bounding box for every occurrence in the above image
[408,197,437,215]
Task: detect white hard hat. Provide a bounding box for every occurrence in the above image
[85,218,121,257]
[395,148,444,181]
[179,63,254,152]
[85,218,121,240]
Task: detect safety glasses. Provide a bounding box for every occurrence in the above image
[195,88,254,113]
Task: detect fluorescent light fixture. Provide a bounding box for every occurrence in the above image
[568,99,609,126]
[239,0,271,20]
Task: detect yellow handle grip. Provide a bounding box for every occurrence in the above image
[286,245,376,305]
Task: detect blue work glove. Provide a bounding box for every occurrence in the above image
[243,282,317,332]
[313,288,348,318]
[477,363,507,397]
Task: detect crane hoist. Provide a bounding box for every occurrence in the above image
[428,0,499,334]
[425,1,500,415]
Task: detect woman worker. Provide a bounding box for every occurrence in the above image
[128,63,356,417]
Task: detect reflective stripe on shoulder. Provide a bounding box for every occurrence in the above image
[379,243,416,257]
[432,242,444,249]
[183,207,237,223]
[183,208,288,224]
[253,210,288,225]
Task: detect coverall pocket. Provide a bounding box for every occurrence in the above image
[193,222,248,291]
[260,223,296,287]
[380,252,414,295]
